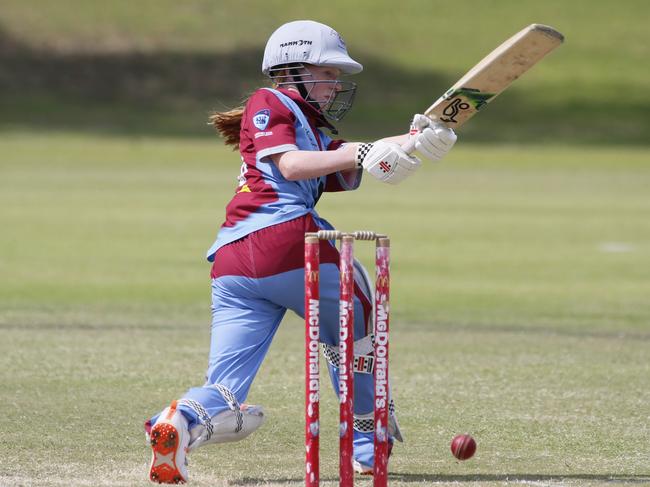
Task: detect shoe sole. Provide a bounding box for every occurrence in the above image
[149,409,186,484]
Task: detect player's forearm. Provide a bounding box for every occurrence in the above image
[272,133,411,181]
[272,144,359,180]
[379,133,411,145]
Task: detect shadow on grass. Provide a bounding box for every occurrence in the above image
[392,473,650,483]
[1,26,649,144]
[230,473,650,484]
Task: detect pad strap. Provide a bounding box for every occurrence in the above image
[212,384,243,433]
[353,412,374,433]
[177,398,214,439]
[178,384,243,441]
[353,400,401,441]
[323,341,375,374]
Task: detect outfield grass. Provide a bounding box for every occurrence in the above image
[1,0,649,143]
[1,133,649,486]
[1,134,648,330]
[2,0,648,80]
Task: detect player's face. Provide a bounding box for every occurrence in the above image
[296,65,342,108]
[279,64,355,121]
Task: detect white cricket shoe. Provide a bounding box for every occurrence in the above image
[148,401,190,484]
[353,459,373,475]
[352,434,394,476]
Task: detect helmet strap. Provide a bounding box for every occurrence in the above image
[289,67,322,113]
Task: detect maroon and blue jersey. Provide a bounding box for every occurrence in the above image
[206,87,362,260]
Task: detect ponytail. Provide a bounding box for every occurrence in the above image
[210,83,284,148]
[209,107,245,148]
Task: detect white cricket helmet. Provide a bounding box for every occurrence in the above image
[262,20,363,76]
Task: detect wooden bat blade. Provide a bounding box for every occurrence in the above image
[425,24,564,128]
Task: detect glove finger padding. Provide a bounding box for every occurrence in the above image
[414,125,457,162]
[432,122,458,147]
[388,157,418,185]
[357,141,421,185]
[415,129,445,161]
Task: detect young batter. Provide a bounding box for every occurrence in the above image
[146,20,457,484]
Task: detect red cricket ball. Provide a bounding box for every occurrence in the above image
[450,434,477,460]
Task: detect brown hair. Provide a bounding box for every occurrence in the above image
[209,106,245,148]
[210,74,290,148]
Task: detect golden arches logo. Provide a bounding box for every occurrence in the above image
[306,270,319,283]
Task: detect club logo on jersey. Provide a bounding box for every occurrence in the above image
[253,109,270,130]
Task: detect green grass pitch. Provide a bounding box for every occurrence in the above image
[1,134,649,486]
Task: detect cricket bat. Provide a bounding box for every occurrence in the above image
[405,23,564,151]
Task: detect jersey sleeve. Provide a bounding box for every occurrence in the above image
[323,138,363,192]
[243,89,299,161]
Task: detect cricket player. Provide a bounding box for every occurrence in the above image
[146,20,457,484]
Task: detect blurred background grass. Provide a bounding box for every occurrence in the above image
[1,0,648,143]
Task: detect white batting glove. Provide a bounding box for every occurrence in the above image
[409,114,457,162]
[356,140,421,185]
[410,113,434,132]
